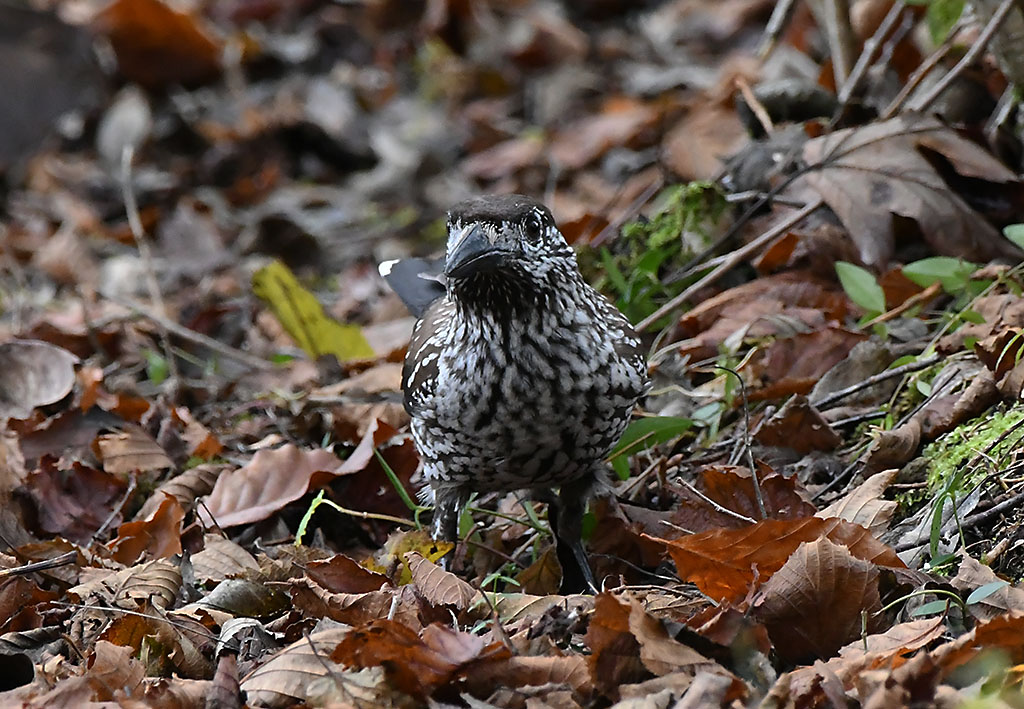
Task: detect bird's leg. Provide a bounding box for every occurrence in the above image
[431,484,467,572]
[551,477,598,594]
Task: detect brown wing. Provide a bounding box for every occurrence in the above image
[401,297,454,417]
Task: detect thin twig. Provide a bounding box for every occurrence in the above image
[121,145,181,392]
[636,199,822,332]
[678,479,756,525]
[811,354,941,410]
[108,294,273,371]
[837,1,907,109]
[882,21,963,118]
[716,365,765,519]
[908,0,1018,113]
[0,551,78,579]
[758,0,799,58]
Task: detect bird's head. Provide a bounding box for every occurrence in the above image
[443,195,577,298]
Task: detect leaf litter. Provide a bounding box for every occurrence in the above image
[3,0,1024,707]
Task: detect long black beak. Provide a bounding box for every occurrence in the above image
[444,225,507,278]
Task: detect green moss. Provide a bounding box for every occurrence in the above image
[924,405,1024,494]
[581,181,729,327]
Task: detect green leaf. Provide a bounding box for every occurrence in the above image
[910,599,950,617]
[926,0,965,43]
[608,416,693,468]
[1004,224,1024,250]
[966,579,1010,606]
[144,349,169,385]
[252,260,375,362]
[836,261,885,313]
[903,257,978,293]
[600,248,629,294]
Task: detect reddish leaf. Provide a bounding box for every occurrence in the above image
[93,0,221,89]
[650,517,904,602]
[107,492,185,565]
[753,537,887,664]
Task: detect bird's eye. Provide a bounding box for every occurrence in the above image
[524,215,543,242]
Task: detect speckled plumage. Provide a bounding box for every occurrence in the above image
[394,195,649,588]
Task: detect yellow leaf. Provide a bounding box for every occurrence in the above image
[252,260,374,362]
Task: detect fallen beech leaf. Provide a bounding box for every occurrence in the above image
[290,577,420,629]
[107,492,185,565]
[932,611,1024,676]
[134,463,223,520]
[674,272,850,361]
[781,615,946,703]
[753,537,887,664]
[190,536,260,585]
[865,418,921,472]
[0,339,78,420]
[87,641,145,701]
[331,621,510,699]
[199,444,343,528]
[951,555,1024,621]
[651,517,904,602]
[670,466,817,533]
[93,0,221,89]
[405,551,480,611]
[550,97,659,170]
[252,260,374,363]
[515,547,563,596]
[306,554,390,594]
[198,579,290,619]
[241,628,389,707]
[794,114,1023,269]
[27,458,128,543]
[69,558,182,612]
[95,427,173,475]
[817,470,899,536]
[754,395,841,453]
[746,328,869,400]
[584,593,650,693]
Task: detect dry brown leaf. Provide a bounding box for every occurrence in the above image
[466,655,592,698]
[754,395,841,453]
[198,444,342,528]
[306,553,390,594]
[753,537,887,664]
[746,328,869,400]
[0,339,78,420]
[87,640,145,701]
[584,592,650,695]
[197,578,290,619]
[549,97,659,170]
[405,551,480,611]
[107,492,185,565]
[931,611,1024,676]
[493,593,594,625]
[331,620,511,700]
[794,114,1023,269]
[93,0,221,89]
[817,470,899,536]
[27,458,128,543]
[674,272,851,361]
[865,418,922,472]
[69,558,182,612]
[134,463,223,520]
[650,516,904,602]
[291,577,420,629]
[515,546,563,596]
[190,535,260,585]
[95,427,173,475]
[241,627,380,707]
[670,466,817,534]
[951,554,1024,621]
